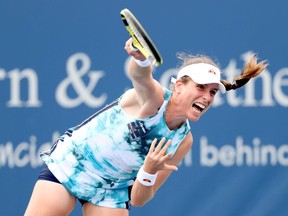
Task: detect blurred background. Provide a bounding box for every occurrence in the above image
[0,0,287,215]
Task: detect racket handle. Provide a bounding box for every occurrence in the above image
[130,42,139,52]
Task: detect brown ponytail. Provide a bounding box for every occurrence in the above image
[221,53,268,91]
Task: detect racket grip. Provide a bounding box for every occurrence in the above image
[130,42,139,52]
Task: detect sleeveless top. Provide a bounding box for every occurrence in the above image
[40,87,190,198]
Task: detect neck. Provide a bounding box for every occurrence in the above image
[165,98,186,130]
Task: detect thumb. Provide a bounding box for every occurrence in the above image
[163,164,178,171]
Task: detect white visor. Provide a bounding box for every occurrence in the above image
[172,63,226,93]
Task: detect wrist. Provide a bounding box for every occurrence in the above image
[132,57,151,67]
[137,166,158,186]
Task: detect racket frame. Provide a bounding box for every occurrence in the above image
[120,8,163,67]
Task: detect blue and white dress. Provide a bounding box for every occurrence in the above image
[41,87,190,208]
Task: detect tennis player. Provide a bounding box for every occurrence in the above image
[24,38,267,216]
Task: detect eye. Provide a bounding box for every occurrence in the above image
[210,89,218,96]
[197,84,205,90]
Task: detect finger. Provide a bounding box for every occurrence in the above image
[164,164,178,171]
[125,38,132,49]
[148,138,158,154]
[125,38,137,53]
[161,152,173,161]
[154,138,166,153]
[159,139,172,155]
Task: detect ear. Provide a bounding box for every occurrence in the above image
[175,80,182,93]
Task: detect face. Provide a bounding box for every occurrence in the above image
[175,79,219,122]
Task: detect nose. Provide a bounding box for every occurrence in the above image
[202,91,211,103]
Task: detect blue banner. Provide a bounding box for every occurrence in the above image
[1,1,287,215]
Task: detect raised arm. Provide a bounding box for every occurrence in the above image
[122,39,164,117]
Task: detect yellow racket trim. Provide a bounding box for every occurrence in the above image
[124,26,150,58]
[120,8,163,67]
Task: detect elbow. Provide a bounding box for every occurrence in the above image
[130,199,148,207]
[130,183,156,207]
[130,192,154,207]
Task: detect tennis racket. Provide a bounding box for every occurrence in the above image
[120,8,163,67]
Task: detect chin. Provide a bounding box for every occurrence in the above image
[188,115,201,122]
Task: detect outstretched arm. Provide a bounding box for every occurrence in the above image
[123,39,164,117]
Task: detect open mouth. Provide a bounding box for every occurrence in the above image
[192,102,205,113]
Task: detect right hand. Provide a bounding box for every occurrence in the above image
[124,38,147,61]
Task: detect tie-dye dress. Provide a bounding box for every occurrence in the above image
[40,87,190,208]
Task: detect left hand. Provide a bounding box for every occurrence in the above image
[142,138,178,174]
